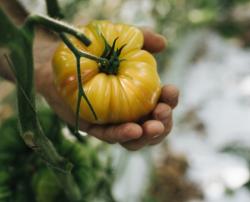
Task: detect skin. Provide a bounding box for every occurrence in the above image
[0,1,179,151]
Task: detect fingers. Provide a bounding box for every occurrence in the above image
[121,120,165,150]
[141,28,167,53]
[152,103,173,133]
[120,101,173,150]
[150,103,173,145]
[86,103,173,150]
[86,123,143,144]
[153,103,172,122]
[160,85,179,109]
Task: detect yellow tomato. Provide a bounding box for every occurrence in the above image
[53,21,161,124]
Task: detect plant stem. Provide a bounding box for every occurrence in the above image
[45,0,63,19]
[60,33,99,133]
[60,33,108,64]
[25,14,91,46]
[0,8,82,201]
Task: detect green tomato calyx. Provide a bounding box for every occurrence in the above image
[99,36,126,75]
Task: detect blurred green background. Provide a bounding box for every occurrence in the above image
[1,0,250,201]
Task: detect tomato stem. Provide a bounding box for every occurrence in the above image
[60,33,109,65]
[25,14,91,46]
[60,33,98,133]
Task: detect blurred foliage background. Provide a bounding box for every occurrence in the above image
[1,0,250,201]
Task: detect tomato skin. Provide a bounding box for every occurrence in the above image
[53,21,161,124]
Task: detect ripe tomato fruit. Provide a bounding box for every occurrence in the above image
[53,21,161,124]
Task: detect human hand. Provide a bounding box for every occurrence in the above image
[34,27,179,151]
